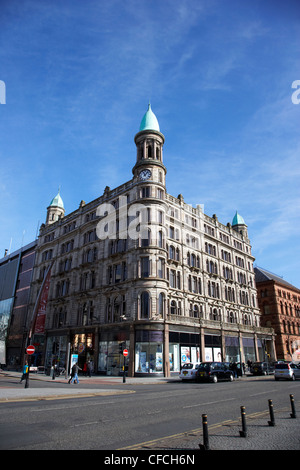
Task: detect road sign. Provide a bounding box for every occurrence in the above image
[123,349,128,357]
[26,345,35,355]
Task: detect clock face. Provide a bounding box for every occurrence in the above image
[139,169,152,181]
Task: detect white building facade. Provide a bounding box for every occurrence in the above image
[29,104,276,376]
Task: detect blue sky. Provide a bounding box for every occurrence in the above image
[0,0,299,287]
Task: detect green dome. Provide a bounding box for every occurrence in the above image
[232,211,246,226]
[139,103,160,132]
[49,191,64,209]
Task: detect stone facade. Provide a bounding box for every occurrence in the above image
[28,106,275,376]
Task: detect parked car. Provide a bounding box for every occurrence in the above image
[179,363,201,381]
[250,361,275,376]
[195,362,234,383]
[274,362,300,381]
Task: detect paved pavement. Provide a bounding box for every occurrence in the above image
[125,405,300,451]
[1,370,299,450]
[0,370,169,401]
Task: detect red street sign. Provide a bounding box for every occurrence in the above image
[26,345,35,355]
[123,349,128,357]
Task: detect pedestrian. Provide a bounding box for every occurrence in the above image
[20,362,29,383]
[83,362,87,376]
[68,366,74,384]
[231,362,238,378]
[70,362,81,384]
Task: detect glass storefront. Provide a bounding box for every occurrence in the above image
[257,338,266,361]
[0,298,14,364]
[225,336,241,363]
[169,331,201,372]
[135,330,163,374]
[46,333,95,374]
[45,335,68,370]
[204,335,222,362]
[98,340,129,375]
[72,333,95,371]
[169,343,180,372]
[243,337,256,363]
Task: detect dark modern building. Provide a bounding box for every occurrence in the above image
[0,241,36,368]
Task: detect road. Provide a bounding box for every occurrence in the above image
[0,373,299,451]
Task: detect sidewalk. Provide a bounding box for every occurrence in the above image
[0,370,175,402]
[122,407,300,451]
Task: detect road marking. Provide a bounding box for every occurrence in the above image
[183,397,236,409]
[250,390,277,397]
[31,400,117,412]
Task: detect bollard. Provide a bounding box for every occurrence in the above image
[290,394,296,419]
[199,414,210,450]
[268,399,275,426]
[239,406,247,437]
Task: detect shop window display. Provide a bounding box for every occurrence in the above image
[135,341,163,374]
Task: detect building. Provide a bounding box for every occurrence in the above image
[27,104,275,376]
[0,241,36,367]
[255,267,300,362]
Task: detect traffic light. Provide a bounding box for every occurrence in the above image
[119,342,125,354]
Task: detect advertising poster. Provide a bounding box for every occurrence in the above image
[70,354,78,373]
[181,346,190,364]
[33,264,52,334]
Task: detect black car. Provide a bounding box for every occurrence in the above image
[196,362,234,383]
[250,361,275,376]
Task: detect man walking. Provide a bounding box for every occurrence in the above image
[70,362,81,384]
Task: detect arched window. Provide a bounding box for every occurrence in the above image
[228,311,235,323]
[169,245,175,259]
[158,230,163,248]
[141,292,150,319]
[193,305,199,318]
[141,228,151,247]
[158,293,165,318]
[170,300,177,315]
[211,308,219,321]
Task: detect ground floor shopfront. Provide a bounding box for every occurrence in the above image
[42,320,276,377]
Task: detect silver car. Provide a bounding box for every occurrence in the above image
[274,362,300,381]
[179,363,201,381]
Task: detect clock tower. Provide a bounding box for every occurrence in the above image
[132,103,166,188]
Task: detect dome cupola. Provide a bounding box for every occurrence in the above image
[46,189,65,225]
[139,103,160,132]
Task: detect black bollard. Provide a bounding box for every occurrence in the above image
[199,414,210,450]
[290,394,296,419]
[268,399,275,426]
[239,406,247,437]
